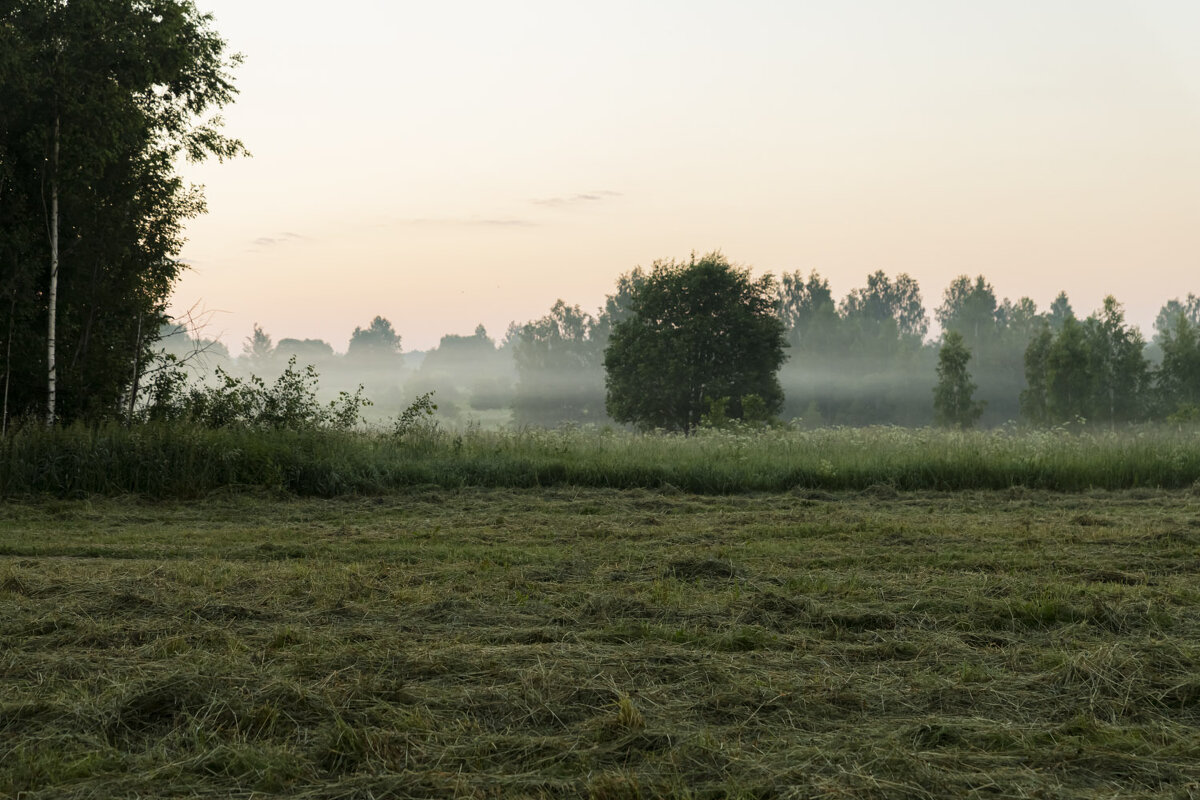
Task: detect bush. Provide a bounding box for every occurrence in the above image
[141,357,372,431]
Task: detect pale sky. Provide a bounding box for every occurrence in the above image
[174,1,1200,352]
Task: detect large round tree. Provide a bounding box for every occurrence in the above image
[604,253,786,433]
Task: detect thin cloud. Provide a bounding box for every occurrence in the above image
[250,231,307,248]
[532,190,622,208]
[394,217,537,228]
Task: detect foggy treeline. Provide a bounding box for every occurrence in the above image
[162,269,1200,430]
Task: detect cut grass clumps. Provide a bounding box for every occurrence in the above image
[2,488,1200,797]
[3,421,1200,497]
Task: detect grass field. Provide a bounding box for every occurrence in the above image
[4,423,1200,497]
[3,487,1199,798]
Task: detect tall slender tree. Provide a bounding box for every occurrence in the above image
[1020,324,1054,425]
[1085,296,1149,425]
[933,331,984,429]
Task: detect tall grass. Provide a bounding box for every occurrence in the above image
[2,421,1199,497]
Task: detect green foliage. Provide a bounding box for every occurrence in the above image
[391,391,438,438]
[1022,298,1151,426]
[702,394,774,430]
[0,0,243,422]
[143,356,371,432]
[937,275,1000,352]
[1167,403,1200,424]
[1046,317,1093,422]
[933,332,984,429]
[741,393,771,425]
[700,396,731,429]
[1156,310,1200,417]
[1153,293,1200,347]
[604,252,786,433]
[778,270,837,347]
[1020,325,1054,425]
[1087,297,1150,424]
[509,271,650,427]
[933,275,1043,425]
[842,270,928,340]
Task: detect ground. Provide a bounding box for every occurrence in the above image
[2,487,1199,798]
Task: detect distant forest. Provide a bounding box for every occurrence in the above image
[160,268,1200,430]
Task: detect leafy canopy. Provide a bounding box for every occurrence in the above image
[0,0,244,421]
[604,253,786,433]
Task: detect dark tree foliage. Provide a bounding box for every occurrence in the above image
[604,253,786,433]
[1147,295,1200,421]
[842,270,928,341]
[778,270,837,349]
[933,331,984,429]
[422,325,496,371]
[1157,313,1200,419]
[347,316,401,363]
[1021,297,1151,426]
[1019,324,1053,425]
[937,275,1000,351]
[0,0,243,423]
[1087,297,1150,424]
[1045,317,1094,422]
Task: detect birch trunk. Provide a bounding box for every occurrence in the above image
[2,291,13,436]
[46,115,59,426]
[127,315,142,422]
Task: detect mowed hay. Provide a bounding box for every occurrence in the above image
[2,488,1199,798]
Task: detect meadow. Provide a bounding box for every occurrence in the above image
[3,485,1200,798]
[3,422,1200,497]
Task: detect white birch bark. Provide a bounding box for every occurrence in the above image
[47,115,59,426]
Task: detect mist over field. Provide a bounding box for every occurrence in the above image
[155,269,1196,431]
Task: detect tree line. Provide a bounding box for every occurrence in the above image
[509,260,1198,430]
[149,257,1198,432]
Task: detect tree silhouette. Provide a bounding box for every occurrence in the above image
[604,253,786,433]
[933,331,984,429]
[347,316,401,363]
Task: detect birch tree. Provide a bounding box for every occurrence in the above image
[0,0,244,424]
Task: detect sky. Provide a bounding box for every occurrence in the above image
[174,0,1200,353]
